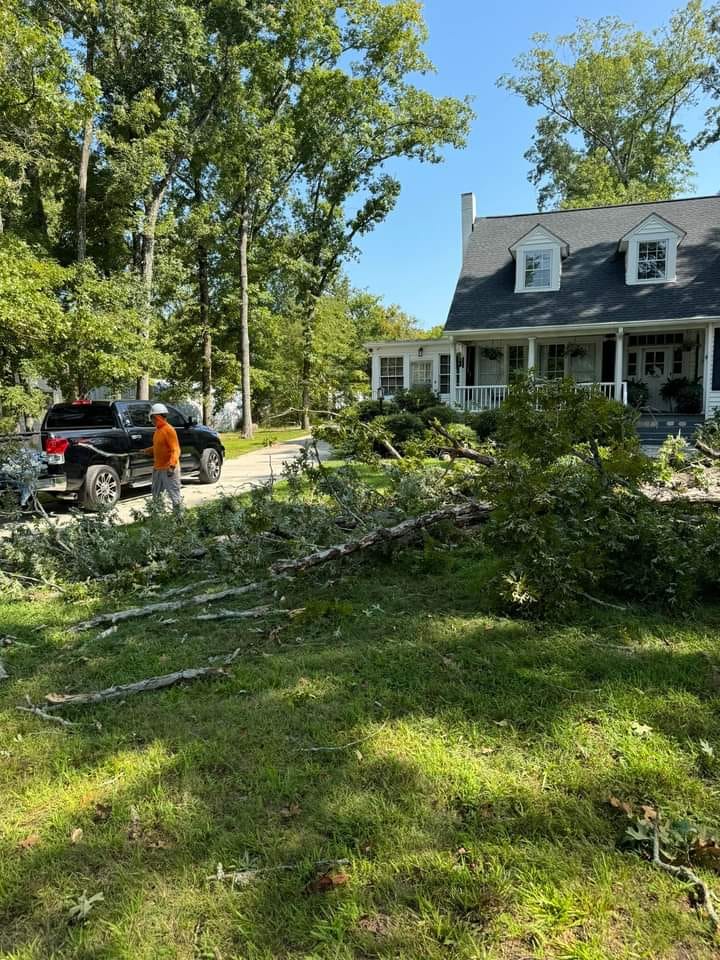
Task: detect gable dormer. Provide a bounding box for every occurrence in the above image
[618,213,686,286]
[509,224,569,294]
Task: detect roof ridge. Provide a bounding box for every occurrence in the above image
[479,195,720,221]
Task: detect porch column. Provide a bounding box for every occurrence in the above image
[614,328,624,402]
[403,354,411,392]
[527,336,537,376]
[370,352,380,397]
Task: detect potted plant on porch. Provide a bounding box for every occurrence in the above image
[660,377,703,414]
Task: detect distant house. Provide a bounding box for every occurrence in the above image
[367,194,720,417]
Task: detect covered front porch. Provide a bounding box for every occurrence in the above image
[453,325,710,414]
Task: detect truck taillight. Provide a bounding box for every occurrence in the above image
[44,436,69,463]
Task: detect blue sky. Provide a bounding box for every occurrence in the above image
[345,0,720,329]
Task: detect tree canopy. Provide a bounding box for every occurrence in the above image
[499,2,718,209]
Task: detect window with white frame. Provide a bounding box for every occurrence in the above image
[673,348,683,375]
[637,240,668,281]
[380,356,404,394]
[523,249,553,289]
[627,352,638,377]
[644,351,666,376]
[439,354,451,394]
[546,344,566,379]
[410,359,432,388]
[508,345,525,375]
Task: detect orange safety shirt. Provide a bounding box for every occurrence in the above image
[151,417,180,469]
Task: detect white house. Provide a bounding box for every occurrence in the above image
[368,194,720,417]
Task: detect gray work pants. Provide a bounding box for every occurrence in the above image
[151,465,182,509]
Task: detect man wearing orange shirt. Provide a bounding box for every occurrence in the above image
[144,403,183,511]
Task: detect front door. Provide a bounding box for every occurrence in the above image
[642,348,668,409]
[122,402,155,481]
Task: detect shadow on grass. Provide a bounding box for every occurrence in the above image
[2,548,720,958]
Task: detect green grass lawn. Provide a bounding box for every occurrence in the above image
[2,540,720,957]
[219,428,308,460]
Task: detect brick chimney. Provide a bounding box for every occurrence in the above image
[461,192,476,258]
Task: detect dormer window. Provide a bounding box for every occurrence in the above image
[509,224,569,294]
[524,249,552,289]
[637,240,667,281]
[619,214,685,286]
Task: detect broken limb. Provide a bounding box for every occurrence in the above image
[16,696,77,727]
[194,604,274,621]
[652,818,719,934]
[43,648,244,709]
[72,578,281,632]
[430,420,497,467]
[696,440,720,459]
[271,502,491,575]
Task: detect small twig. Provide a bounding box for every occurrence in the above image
[302,724,386,753]
[652,817,719,934]
[16,696,77,727]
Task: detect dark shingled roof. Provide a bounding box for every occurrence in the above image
[445,196,720,332]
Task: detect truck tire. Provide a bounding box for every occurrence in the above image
[80,464,121,510]
[198,447,222,484]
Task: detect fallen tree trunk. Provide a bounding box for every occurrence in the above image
[438,447,496,467]
[271,502,491,575]
[43,648,243,709]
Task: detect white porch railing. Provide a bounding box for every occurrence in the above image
[454,381,628,412]
[454,385,509,411]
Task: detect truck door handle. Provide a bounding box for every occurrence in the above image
[131,434,142,440]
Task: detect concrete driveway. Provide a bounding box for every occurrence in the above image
[10,437,331,529]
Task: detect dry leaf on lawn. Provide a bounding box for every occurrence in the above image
[608,796,634,817]
[70,827,84,844]
[304,871,348,894]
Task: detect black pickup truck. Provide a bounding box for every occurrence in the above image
[39,400,225,509]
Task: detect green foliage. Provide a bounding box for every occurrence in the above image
[392,386,440,413]
[497,376,642,466]
[660,376,703,414]
[464,408,500,441]
[696,409,720,449]
[626,378,650,408]
[377,412,426,448]
[444,422,477,445]
[419,404,460,426]
[499,3,716,208]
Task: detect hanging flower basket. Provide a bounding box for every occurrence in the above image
[480,347,503,361]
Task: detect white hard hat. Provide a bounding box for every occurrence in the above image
[150,403,168,416]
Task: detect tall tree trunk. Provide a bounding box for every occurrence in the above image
[198,241,212,425]
[300,300,315,431]
[136,188,166,400]
[238,206,253,438]
[76,36,95,264]
[27,166,49,242]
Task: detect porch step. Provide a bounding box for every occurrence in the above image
[636,415,703,446]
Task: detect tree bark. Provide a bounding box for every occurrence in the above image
[238,205,254,437]
[300,301,314,431]
[76,35,95,264]
[136,188,166,400]
[195,184,213,424]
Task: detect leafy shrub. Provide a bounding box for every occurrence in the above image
[378,412,426,447]
[392,386,439,413]
[627,379,649,408]
[660,377,703,414]
[464,409,499,441]
[420,404,460,426]
[356,399,397,422]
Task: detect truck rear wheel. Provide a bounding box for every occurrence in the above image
[198,448,222,484]
[81,464,121,510]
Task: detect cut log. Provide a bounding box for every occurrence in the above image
[44,648,243,709]
[271,502,491,575]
